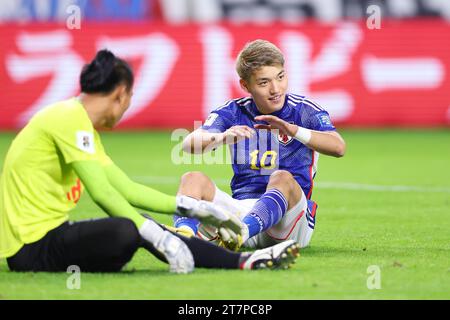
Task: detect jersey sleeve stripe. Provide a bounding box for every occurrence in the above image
[288,94,326,112]
[287,94,302,103]
[302,100,323,112]
[303,98,325,111]
[215,99,234,111]
[235,97,251,105]
[289,93,306,100]
[240,99,252,106]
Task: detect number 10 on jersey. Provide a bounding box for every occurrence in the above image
[250,150,278,170]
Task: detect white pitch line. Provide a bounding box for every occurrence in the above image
[317,182,450,193]
[131,176,450,194]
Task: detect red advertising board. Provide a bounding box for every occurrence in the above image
[0,21,449,129]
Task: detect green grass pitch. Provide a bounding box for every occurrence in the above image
[0,129,449,299]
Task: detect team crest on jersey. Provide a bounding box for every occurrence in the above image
[278,133,293,145]
[277,122,294,145]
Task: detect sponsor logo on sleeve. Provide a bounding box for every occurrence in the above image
[203,113,219,127]
[76,131,95,154]
[317,114,332,127]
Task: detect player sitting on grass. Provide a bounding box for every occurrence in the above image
[172,39,346,251]
[0,49,300,274]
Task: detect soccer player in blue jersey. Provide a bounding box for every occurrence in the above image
[172,39,346,251]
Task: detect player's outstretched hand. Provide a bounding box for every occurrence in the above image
[254,115,297,137]
[176,195,243,240]
[222,125,255,144]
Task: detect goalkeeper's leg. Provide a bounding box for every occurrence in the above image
[145,223,299,270]
[7,217,141,272]
[140,223,241,268]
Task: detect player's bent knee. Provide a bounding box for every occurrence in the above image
[268,170,295,187]
[180,171,212,185]
[110,218,140,258]
[270,170,294,180]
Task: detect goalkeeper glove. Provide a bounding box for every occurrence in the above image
[139,218,194,274]
[218,223,249,252]
[175,195,243,241]
[164,224,195,238]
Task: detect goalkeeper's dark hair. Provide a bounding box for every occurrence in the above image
[80,49,134,94]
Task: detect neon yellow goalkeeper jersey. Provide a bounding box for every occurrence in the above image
[0,98,112,258]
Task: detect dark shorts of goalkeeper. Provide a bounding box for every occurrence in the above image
[7,217,140,272]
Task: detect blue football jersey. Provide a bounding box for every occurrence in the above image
[201,93,336,200]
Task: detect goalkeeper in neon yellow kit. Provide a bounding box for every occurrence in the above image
[0,50,299,273]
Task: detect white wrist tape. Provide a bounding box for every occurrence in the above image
[294,126,312,144]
